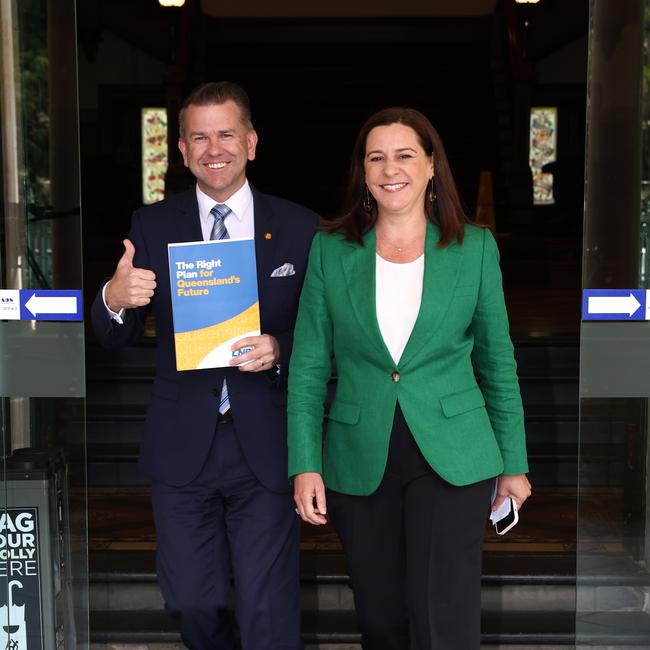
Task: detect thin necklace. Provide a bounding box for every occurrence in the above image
[377,229,424,253]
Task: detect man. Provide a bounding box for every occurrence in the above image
[92,81,319,649]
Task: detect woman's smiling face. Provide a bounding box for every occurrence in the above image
[364,122,433,218]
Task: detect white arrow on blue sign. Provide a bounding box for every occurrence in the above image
[0,289,83,321]
[582,289,648,321]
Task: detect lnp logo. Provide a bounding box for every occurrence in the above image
[231,346,253,358]
[0,580,27,649]
[0,291,20,320]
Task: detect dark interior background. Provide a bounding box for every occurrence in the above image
[77,0,589,335]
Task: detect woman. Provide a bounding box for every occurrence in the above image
[288,107,531,650]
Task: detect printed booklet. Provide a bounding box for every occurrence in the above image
[168,238,260,370]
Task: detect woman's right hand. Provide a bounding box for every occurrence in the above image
[294,472,328,525]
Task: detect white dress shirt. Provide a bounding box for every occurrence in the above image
[196,180,255,241]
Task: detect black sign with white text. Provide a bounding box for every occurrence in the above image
[0,508,43,650]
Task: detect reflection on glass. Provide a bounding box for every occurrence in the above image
[0,0,88,646]
[641,5,650,287]
[577,397,649,646]
[19,0,53,289]
[529,107,557,205]
[142,107,168,205]
[578,0,649,647]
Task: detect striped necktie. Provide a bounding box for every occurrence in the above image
[210,203,231,414]
[210,203,231,241]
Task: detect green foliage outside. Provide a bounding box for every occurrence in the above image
[18,0,51,286]
[643,3,650,189]
[19,0,49,209]
[639,2,650,285]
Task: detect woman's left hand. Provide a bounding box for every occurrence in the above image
[492,473,532,512]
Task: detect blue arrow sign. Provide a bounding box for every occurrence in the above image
[21,290,83,321]
[582,289,648,321]
[0,289,83,321]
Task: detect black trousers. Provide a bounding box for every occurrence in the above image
[152,420,302,650]
[327,404,493,650]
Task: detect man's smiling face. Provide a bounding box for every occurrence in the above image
[178,100,258,203]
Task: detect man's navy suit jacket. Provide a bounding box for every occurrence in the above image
[91,186,319,491]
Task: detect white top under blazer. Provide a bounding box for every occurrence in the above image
[375,253,424,365]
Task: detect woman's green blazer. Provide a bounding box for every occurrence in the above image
[287,222,528,495]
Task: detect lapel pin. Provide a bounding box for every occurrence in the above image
[264,232,272,240]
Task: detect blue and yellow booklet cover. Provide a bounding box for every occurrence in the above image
[168,238,260,371]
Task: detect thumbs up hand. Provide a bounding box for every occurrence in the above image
[104,239,157,312]
[118,238,137,269]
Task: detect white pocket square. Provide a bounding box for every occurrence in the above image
[270,263,295,277]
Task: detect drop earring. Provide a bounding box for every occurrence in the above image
[363,186,373,211]
[428,177,436,204]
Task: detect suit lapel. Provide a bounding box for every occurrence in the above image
[342,229,394,363]
[399,222,463,368]
[173,188,203,243]
[251,189,277,280]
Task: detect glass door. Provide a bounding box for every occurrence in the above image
[577,0,650,646]
[0,0,88,647]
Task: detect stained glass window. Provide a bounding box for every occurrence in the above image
[142,108,168,205]
[529,107,557,205]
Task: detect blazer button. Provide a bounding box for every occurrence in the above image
[391,371,400,382]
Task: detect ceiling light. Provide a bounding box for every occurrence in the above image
[159,0,185,7]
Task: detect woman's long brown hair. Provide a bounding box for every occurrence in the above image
[326,107,470,247]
